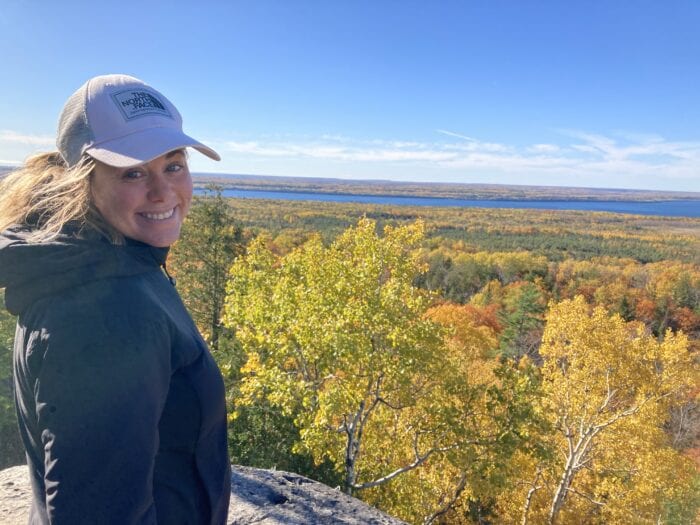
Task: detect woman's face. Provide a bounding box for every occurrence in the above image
[91,149,193,247]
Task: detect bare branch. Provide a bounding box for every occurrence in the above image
[592,396,650,433]
[352,444,456,491]
[423,471,468,525]
[521,468,544,525]
[568,487,606,507]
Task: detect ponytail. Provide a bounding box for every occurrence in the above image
[0,152,122,243]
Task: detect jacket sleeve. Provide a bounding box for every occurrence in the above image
[33,300,172,525]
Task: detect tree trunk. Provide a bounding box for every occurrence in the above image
[521,469,542,525]
[548,464,573,524]
[343,400,365,496]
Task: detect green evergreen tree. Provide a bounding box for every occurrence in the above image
[169,185,245,352]
[498,282,546,361]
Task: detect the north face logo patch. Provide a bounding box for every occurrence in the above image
[111,90,173,120]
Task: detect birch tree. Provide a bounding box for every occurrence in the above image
[505,296,699,524]
[224,218,454,495]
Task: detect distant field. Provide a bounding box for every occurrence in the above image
[217,196,700,264]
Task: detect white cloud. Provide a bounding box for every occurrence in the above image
[213,129,700,190]
[226,139,460,163]
[529,144,560,153]
[571,144,599,154]
[0,130,54,146]
[0,130,56,166]
[226,141,294,157]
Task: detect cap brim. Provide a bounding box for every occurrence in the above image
[86,126,220,167]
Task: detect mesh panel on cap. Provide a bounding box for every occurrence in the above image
[56,84,94,167]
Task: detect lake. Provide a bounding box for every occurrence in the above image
[201,188,700,218]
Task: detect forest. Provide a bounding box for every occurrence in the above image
[1,188,698,524]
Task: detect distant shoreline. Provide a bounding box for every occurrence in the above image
[192,173,700,203]
[194,186,700,218]
[195,183,700,204]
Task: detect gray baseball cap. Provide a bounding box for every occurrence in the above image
[57,74,220,167]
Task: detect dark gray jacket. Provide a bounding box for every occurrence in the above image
[0,227,231,524]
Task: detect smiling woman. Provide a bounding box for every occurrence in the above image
[91,149,193,247]
[0,75,231,524]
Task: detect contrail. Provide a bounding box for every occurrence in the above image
[435,129,478,142]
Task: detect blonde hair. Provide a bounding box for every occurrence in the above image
[0,151,123,243]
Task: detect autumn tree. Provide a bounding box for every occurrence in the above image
[418,249,548,304]
[224,220,547,523]
[372,302,544,525]
[501,296,700,524]
[169,185,245,351]
[224,218,469,497]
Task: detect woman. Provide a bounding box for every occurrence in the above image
[0,74,231,524]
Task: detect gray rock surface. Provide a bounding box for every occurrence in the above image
[0,464,408,524]
[0,465,27,525]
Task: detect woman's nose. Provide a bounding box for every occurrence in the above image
[147,173,171,202]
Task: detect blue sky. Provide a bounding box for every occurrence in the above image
[1,0,699,192]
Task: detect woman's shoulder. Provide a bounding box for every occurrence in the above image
[13,279,174,389]
[0,227,167,316]
[23,275,168,343]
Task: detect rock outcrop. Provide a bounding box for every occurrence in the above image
[0,466,26,525]
[0,464,407,524]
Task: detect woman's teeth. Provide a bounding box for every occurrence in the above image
[141,208,175,220]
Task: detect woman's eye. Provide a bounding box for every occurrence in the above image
[166,163,183,173]
[122,170,143,180]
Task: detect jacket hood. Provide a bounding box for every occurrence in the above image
[0,226,169,315]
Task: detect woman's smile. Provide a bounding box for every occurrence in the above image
[139,207,176,221]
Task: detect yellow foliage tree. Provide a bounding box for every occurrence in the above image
[225,219,544,523]
[499,296,699,524]
[362,302,543,524]
[225,218,454,497]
